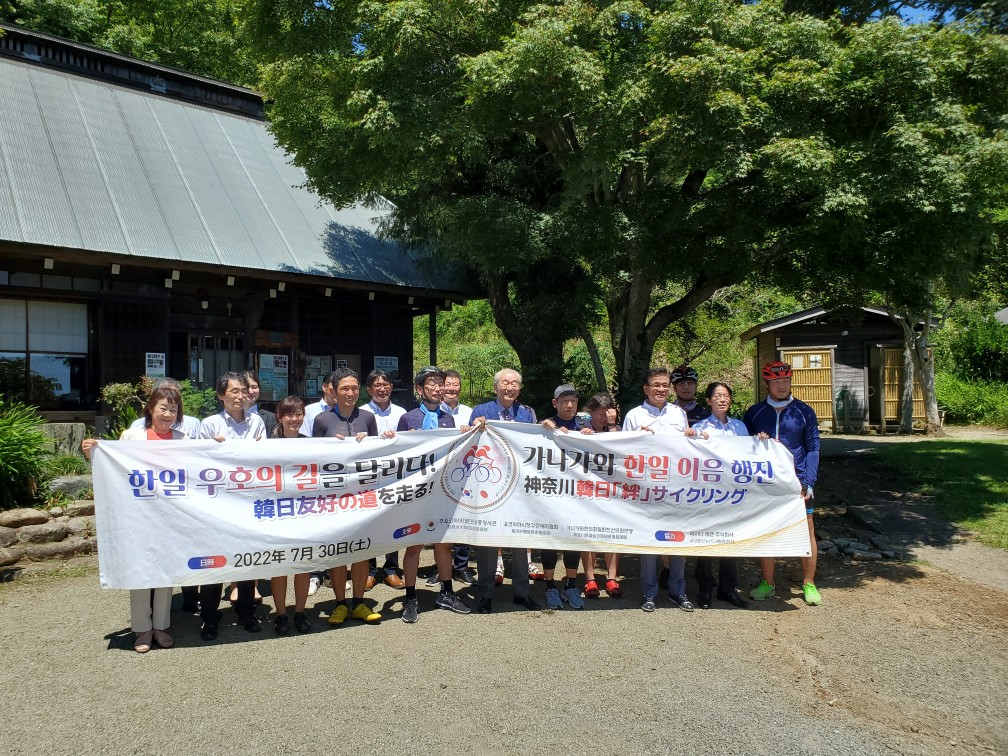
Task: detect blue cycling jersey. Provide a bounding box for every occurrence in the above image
[742,398,820,489]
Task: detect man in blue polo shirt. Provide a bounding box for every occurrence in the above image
[397,366,472,622]
[743,361,822,606]
[469,368,539,613]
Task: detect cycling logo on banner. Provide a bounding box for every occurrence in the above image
[440,427,519,512]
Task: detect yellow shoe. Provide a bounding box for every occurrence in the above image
[328,604,350,625]
[351,603,381,624]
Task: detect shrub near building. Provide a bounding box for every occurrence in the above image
[0,398,50,510]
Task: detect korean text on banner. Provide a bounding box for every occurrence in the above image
[91,423,810,589]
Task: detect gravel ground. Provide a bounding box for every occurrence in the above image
[2,427,1004,755]
[1,549,1005,756]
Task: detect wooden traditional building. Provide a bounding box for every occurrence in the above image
[741,306,928,432]
[0,25,465,422]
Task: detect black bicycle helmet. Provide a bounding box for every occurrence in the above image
[414,365,447,386]
[671,364,699,383]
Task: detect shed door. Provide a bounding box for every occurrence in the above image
[882,348,925,422]
[781,349,833,424]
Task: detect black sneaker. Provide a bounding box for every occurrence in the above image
[402,597,419,623]
[293,612,312,633]
[641,596,657,613]
[436,591,472,614]
[670,593,695,612]
[239,610,261,633]
[424,573,441,586]
[199,610,222,641]
[274,614,290,636]
[453,567,477,585]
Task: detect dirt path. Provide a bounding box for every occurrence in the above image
[0,428,1005,755]
[817,431,1008,592]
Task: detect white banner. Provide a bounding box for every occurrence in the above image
[91,422,811,589]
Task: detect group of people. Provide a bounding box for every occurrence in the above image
[83,359,821,653]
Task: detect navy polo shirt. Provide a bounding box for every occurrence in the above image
[397,406,455,431]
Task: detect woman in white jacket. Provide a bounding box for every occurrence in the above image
[83,384,188,652]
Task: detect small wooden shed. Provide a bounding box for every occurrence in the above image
[740,306,928,432]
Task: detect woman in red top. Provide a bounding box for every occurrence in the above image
[82,385,188,653]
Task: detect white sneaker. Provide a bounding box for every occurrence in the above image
[307,575,320,596]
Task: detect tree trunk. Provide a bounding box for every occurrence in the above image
[605,271,656,411]
[892,307,944,437]
[896,316,916,434]
[606,272,727,412]
[911,306,944,435]
[577,324,608,393]
[484,275,565,416]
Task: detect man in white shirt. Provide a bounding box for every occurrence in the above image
[440,369,472,425]
[364,369,407,589]
[433,368,476,584]
[364,369,408,434]
[622,367,694,614]
[299,371,339,436]
[196,372,265,641]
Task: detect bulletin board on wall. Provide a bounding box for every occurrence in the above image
[302,355,333,399]
[257,353,290,401]
[300,354,362,398]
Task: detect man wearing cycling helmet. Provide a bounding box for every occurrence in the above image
[396,366,472,622]
[671,364,710,427]
[743,361,822,606]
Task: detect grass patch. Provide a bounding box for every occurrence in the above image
[873,440,1008,549]
[0,563,97,593]
[41,453,89,479]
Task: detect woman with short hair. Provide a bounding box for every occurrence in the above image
[690,382,750,609]
[82,385,188,652]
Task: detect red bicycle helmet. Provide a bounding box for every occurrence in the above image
[762,361,792,380]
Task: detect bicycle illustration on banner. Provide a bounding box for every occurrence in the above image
[440,425,519,512]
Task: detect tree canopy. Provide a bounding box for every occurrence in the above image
[249,0,1006,409]
[0,0,258,86]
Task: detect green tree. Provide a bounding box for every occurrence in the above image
[1,0,258,86]
[249,0,1006,409]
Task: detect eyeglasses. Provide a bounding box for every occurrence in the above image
[498,380,520,387]
[647,383,670,390]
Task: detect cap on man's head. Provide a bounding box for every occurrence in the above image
[671,365,698,384]
[762,361,792,380]
[553,384,579,400]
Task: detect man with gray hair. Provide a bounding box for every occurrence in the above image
[196,371,266,640]
[469,368,539,613]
